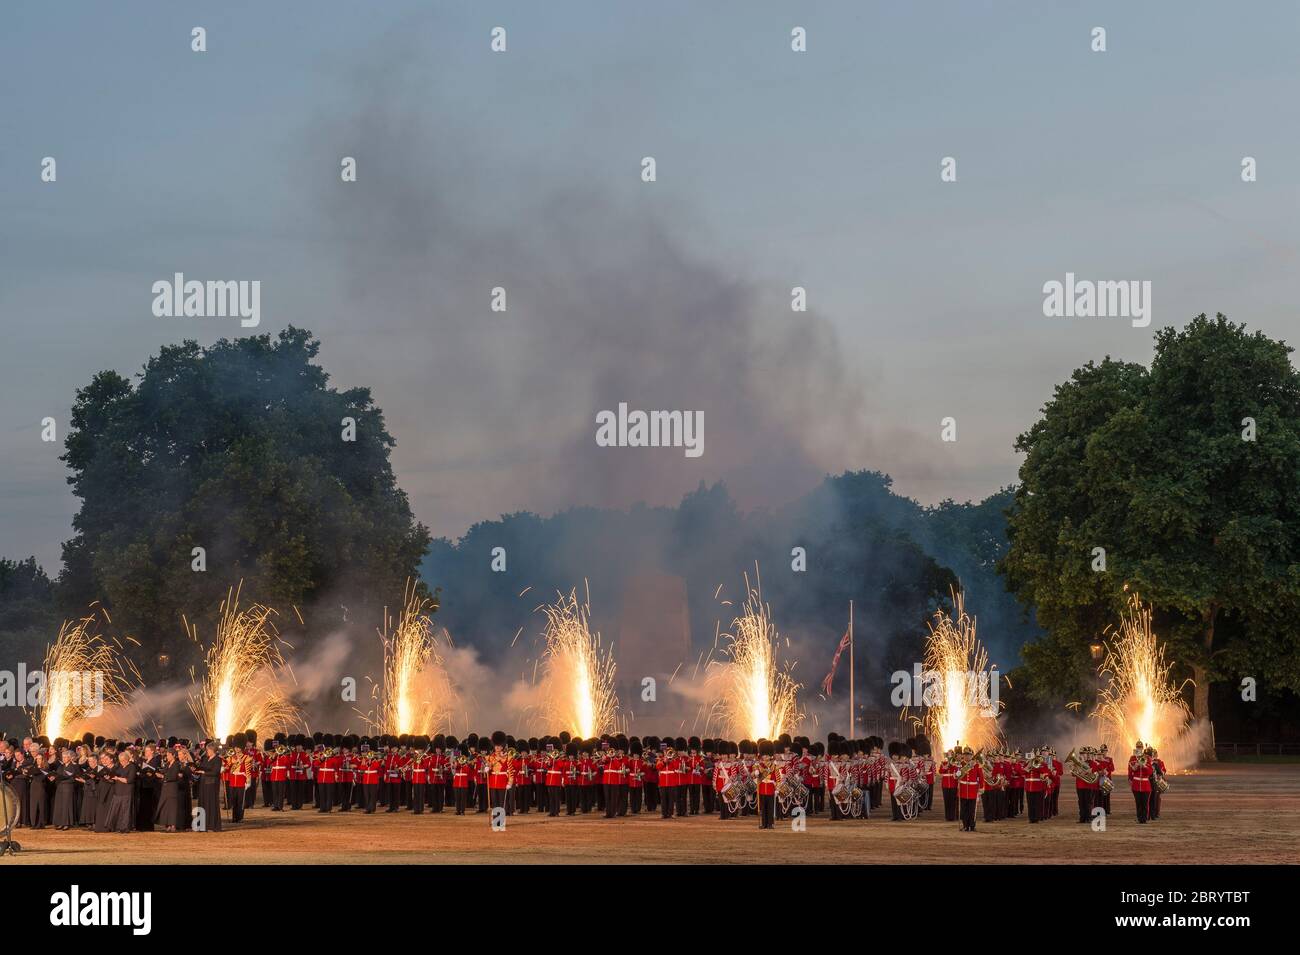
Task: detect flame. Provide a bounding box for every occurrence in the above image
[189,585,298,741]
[536,587,618,738]
[373,583,456,736]
[1093,595,1192,766]
[919,592,1000,754]
[34,608,139,740]
[707,573,802,740]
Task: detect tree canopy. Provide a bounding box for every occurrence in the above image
[56,327,431,676]
[1001,315,1300,721]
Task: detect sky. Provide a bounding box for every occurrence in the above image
[3,0,1299,574]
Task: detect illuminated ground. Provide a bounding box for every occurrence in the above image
[10,763,1298,864]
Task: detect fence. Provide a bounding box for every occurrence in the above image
[1215,742,1300,757]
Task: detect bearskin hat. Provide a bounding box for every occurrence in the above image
[913,734,931,757]
[559,730,571,744]
[688,736,701,751]
[674,736,687,750]
[759,740,775,757]
[888,741,903,758]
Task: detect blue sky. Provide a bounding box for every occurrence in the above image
[3,1,1299,571]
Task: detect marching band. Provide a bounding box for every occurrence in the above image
[0,729,1170,834]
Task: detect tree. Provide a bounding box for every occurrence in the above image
[1002,315,1300,738]
[58,328,431,676]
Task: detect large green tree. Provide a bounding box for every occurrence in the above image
[58,328,431,676]
[1002,315,1300,736]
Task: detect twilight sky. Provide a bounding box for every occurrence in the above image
[3,0,1299,573]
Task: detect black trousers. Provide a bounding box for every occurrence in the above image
[546,785,562,816]
[629,787,642,814]
[271,780,286,810]
[616,785,629,816]
[453,786,468,814]
[430,782,445,812]
[411,782,425,814]
[942,786,957,821]
[489,787,507,816]
[289,778,305,809]
[959,796,976,831]
[1134,790,1150,823]
[580,786,594,813]
[476,783,489,813]
[1076,787,1093,822]
[688,783,701,815]
[363,783,379,813]
[564,784,578,815]
[676,784,688,816]
[338,781,353,811]
[660,785,675,818]
[759,793,775,829]
[1150,787,1161,819]
[1027,790,1044,823]
[229,787,245,823]
[317,781,334,813]
[890,794,902,821]
[702,785,715,814]
[645,782,658,812]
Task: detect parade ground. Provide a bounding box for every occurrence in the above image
[8,763,1298,865]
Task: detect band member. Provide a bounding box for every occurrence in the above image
[289,737,310,810]
[657,742,678,819]
[1099,744,1115,814]
[1149,748,1166,819]
[404,741,424,814]
[446,742,467,815]
[1073,747,1095,823]
[939,749,959,821]
[756,741,778,829]
[626,739,645,815]
[578,741,597,814]
[487,731,511,816]
[685,737,704,815]
[956,747,982,832]
[226,741,249,822]
[1129,742,1153,823]
[1023,750,1048,824]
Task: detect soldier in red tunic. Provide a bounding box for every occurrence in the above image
[562,740,581,815]
[450,740,470,815]
[656,740,679,819]
[756,740,779,829]
[1129,742,1153,823]
[626,738,646,815]
[956,746,983,831]
[1023,750,1049,823]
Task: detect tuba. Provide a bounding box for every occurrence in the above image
[1064,748,1098,784]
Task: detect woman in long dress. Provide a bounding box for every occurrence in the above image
[27,754,52,829]
[78,746,97,828]
[177,746,194,827]
[52,750,82,829]
[103,751,137,833]
[155,749,183,832]
[195,743,224,832]
[92,753,116,832]
[2,750,30,828]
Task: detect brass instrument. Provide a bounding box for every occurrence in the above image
[1064,748,1098,784]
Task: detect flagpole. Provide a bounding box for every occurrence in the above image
[848,600,854,737]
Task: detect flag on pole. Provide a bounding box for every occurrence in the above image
[821,628,852,696]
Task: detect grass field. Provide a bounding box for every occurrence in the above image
[9,763,1298,865]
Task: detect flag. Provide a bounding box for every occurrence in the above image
[821,628,851,697]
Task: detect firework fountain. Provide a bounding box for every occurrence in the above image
[706,573,802,740]
[532,587,619,738]
[34,607,140,741]
[918,592,1001,754]
[1093,594,1193,768]
[188,586,299,741]
[372,584,457,736]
